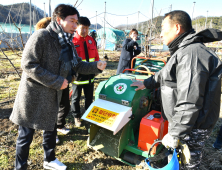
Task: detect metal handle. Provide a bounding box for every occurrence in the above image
[122,69,155,75]
[119,73,136,80]
[131,56,166,68]
[135,65,151,73]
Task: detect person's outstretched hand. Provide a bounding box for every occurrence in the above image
[97,61,107,70]
[60,79,68,90]
[130,81,145,91]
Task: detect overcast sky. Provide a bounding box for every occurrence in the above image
[1,0,222,27]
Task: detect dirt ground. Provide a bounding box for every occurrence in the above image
[1,51,222,170]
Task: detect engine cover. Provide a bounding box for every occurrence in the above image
[138,110,168,155]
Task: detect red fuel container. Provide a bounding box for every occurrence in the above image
[138,110,168,154]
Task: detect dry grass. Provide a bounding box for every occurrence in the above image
[0,50,222,170]
[0,50,133,170]
[0,50,22,103]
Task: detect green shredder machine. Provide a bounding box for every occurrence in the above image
[81,73,161,166]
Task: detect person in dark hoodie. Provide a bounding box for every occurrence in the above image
[131,10,222,169]
[116,28,141,74]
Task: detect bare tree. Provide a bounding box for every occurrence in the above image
[74,0,84,8]
[0,14,26,79]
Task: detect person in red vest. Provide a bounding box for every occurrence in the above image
[71,17,99,127]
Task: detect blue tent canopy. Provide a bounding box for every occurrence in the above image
[97,27,126,51]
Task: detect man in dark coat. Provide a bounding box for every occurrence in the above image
[10,4,106,170]
[116,29,141,74]
[131,10,222,169]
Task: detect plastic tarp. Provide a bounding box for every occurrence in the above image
[97,28,126,51]
[97,39,116,51]
[162,44,169,51]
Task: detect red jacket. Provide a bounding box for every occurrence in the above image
[72,32,99,84]
[73,32,99,62]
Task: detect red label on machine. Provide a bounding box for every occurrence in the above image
[86,106,119,127]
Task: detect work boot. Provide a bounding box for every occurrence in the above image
[74,118,81,127]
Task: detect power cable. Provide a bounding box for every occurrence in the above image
[104,19,116,29]
[154,7,161,17]
[89,12,104,19]
[106,12,137,16]
[140,12,149,19]
[98,15,116,29]
[137,0,144,12]
[97,18,129,45]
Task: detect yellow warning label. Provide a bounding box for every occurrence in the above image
[86,106,119,127]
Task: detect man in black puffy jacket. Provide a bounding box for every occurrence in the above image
[131,10,222,169]
[116,29,141,74]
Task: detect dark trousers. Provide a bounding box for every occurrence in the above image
[181,129,211,170]
[71,83,94,118]
[57,85,70,129]
[15,125,57,170]
[213,124,222,149]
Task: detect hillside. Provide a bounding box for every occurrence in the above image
[0,3,103,30]
[0,3,45,25]
[192,16,222,30]
[116,15,222,36]
[90,23,103,30]
[116,16,164,36]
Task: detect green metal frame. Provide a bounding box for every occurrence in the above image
[88,67,165,166]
